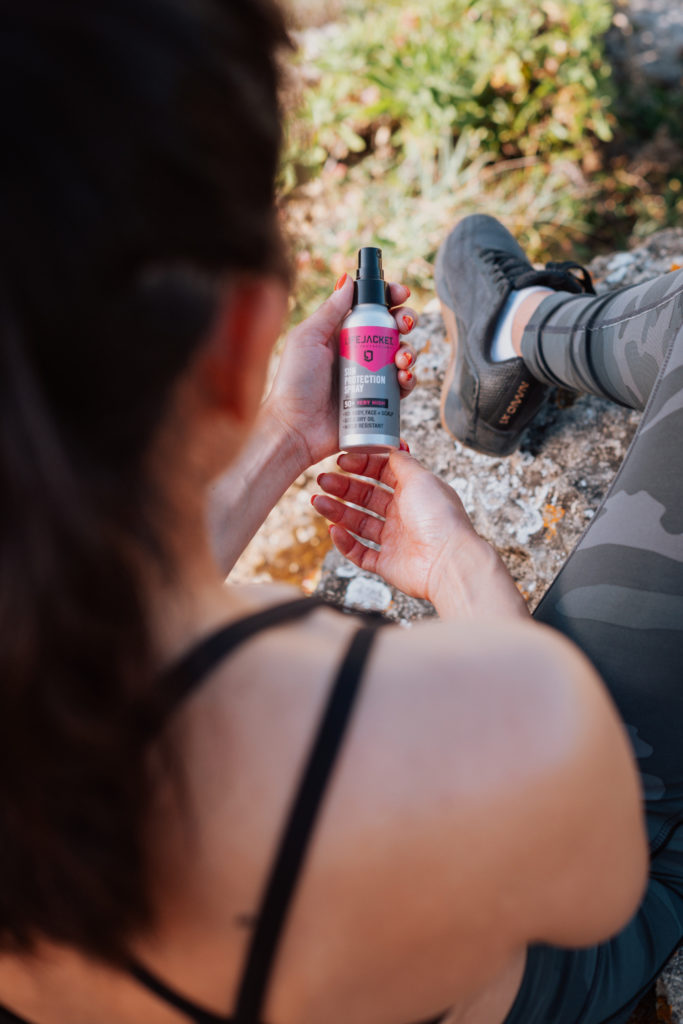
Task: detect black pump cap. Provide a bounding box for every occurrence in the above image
[353,246,391,306]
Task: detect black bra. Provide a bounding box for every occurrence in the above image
[0,596,446,1024]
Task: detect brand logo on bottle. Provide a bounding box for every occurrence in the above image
[340,326,400,371]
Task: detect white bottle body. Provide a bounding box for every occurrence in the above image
[339,303,400,452]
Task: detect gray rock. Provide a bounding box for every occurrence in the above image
[607,0,683,88]
[344,574,393,612]
[659,949,683,1022]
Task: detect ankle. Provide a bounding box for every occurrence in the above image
[490,286,552,363]
[511,289,553,356]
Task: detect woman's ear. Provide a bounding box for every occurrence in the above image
[198,276,287,423]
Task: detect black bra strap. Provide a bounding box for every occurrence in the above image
[128,961,231,1024]
[149,596,328,733]
[0,1005,38,1024]
[232,625,380,1023]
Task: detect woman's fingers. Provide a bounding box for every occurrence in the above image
[395,341,416,395]
[336,451,398,489]
[353,281,418,395]
[391,303,417,395]
[311,493,384,545]
[393,306,418,335]
[398,369,414,394]
[316,470,393,518]
[396,343,416,369]
[387,282,411,308]
[328,525,380,575]
[312,461,389,570]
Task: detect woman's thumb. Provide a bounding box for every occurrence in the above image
[306,274,354,339]
[389,448,430,484]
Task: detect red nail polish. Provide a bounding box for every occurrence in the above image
[399,439,411,452]
[403,315,414,331]
[334,273,348,292]
[405,370,413,381]
[310,495,316,506]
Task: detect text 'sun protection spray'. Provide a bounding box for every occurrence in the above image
[339,247,400,452]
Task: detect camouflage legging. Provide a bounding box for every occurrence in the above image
[504,268,683,1024]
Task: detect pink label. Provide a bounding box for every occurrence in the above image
[339,325,399,372]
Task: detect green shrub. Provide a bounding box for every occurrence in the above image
[282,0,615,192]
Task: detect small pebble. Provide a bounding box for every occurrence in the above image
[344,576,393,612]
[335,563,357,579]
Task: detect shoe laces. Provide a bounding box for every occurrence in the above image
[480,248,596,295]
[480,248,532,281]
[545,260,596,294]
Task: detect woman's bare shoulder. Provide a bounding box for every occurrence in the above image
[222,579,311,610]
[357,618,646,944]
[156,604,646,1021]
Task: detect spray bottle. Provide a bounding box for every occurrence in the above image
[339,247,400,452]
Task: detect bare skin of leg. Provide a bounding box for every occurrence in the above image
[511,291,553,356]
[438,289,553,363]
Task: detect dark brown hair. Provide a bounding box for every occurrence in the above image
[0,0,289,963]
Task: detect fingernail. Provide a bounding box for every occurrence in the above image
[310,495,317,506]
[403,351,413,367]
[334,273,348,292]
[402,315,414,331]
[405,370,413,381]
[405,287,411,297]
[399,439,411,452]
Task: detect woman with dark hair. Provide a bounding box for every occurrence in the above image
[0,1,650,1023]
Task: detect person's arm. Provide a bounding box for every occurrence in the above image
[207,403,307,575]
[208,278,417,576]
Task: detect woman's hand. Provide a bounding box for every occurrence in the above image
[266,275,418,472]
[208,276,415,575]
[312,451,529,620]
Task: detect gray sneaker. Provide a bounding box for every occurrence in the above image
[435,214,594,455]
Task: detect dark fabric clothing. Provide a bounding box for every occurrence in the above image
[506,269,683,1024]
[520,269,683,411]
[0,597,445,1024]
